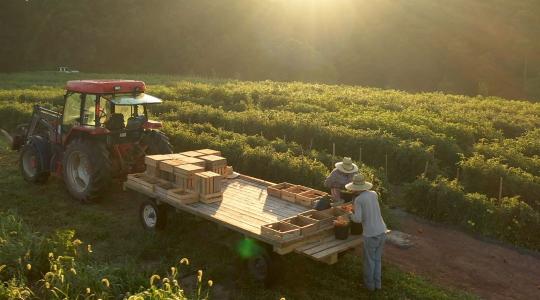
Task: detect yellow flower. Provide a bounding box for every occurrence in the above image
[101,278,110,288]
[70,268,77,275]
[73,239,83,246]
[180,258,190,265]
[87,244,93,253]
[86,287,91,294]
[208,280,213,287]
[48,252,54,259]
[150,274,160,286]
[45,282,50,289]
[26,264,31,271]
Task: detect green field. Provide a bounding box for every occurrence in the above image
[1,71,539,298]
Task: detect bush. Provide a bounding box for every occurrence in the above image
[403,177,540,250]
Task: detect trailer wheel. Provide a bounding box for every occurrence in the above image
[247,252,271,283]
[140,200,167,231]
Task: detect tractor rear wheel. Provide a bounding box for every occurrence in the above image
[63,139,112,202]
[19,143,49,184]
[142,130,173,155]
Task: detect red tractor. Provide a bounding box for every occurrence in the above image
[12,80,173,202]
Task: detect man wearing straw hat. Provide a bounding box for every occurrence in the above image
[324,157,359,204]
[346,173,387,292]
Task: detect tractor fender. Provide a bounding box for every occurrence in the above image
[26,136,52,172]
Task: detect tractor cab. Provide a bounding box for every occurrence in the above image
[62,80,162,143]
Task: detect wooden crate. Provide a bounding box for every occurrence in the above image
[282,215,319,236]
[174,164,205,190]
[296,189,328,207]
[320,207,350,218]
[261,221,301,241]
[195,171,223,203]
[159,159,188,181]
[299,210,334,229]
[154,181,178,200]
[144,154,173,177]
[179,150,205,157]
[282,185,312,202]
[196,148,221,156]
[266,182,295,198]
[199,155,227,173]
[167,188,199,205]
[180,156,206,168]
[126,173,162,193]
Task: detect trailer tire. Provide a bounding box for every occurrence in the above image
[140,200,167,231]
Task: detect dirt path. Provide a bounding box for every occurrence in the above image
[353,211,540,300]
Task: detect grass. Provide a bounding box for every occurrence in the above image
[0,139,476,299]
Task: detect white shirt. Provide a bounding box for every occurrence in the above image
[350,190,387,237]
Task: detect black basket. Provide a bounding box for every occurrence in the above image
[334,224,350,240]
[350,221,363,235]
[340,190,355,203]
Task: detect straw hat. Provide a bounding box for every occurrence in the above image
[335,157,359,174]
[225,166,239,179]
[345,173,373,191]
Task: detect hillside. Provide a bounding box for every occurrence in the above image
[1,0,540,100]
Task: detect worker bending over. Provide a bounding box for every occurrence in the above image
[324,157,358,204]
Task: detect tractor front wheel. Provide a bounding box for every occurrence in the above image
[19,143,49,184]
[63,139,112,202]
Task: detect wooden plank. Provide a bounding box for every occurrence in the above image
[311,237,363,259]
[220,190,305,218]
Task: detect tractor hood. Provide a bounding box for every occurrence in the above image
[109,93,162,105]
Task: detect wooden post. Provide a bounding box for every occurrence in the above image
[309,138,313,151]
[359,147,362,164]
[456,167,460,183]
[332,143,336,162]
[498,176,503,201]
[385,153,388,179]
[283,135,286,142]
[423,160,429,177]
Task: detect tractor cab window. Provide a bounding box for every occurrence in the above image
[62,93,83,131]
[81,94,98,126]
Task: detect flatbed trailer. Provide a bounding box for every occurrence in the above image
[124,173,363,280]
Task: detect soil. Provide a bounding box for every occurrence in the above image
[353,210,540,300]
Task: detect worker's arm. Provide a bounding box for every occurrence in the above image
[350,196,362,223]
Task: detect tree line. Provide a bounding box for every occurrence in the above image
[1,0,539,101]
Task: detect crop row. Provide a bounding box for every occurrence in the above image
[403,177,540,251]
[157,102,436,183]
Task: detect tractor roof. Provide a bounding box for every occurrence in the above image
[66,80,146,94]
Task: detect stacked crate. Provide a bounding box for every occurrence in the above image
[144,154,173,177]
[179,150,205,158]
[174,164,205,191]
[199,155,227,175]
[195,171,223,203]
[159,159,188,182]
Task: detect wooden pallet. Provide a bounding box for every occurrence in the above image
[155,181,178,200]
